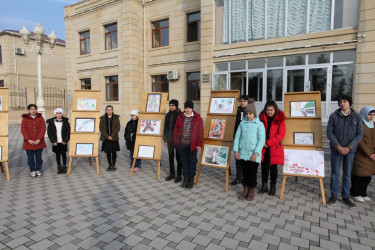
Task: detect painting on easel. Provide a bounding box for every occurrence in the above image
[146,94,161,112]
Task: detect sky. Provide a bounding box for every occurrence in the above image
[0,0,83,40]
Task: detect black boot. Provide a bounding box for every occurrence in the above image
[165,173,175,181]
[258,182,268,194]
[61,165,67,174]
[269,184,276,196]
[112,165,116,171]
[181,177,188,188]
[186,177,194,189]
[57,165,62,174]
[106,165,113,171]
[174,175,182,183]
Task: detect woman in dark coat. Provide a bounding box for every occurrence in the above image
[124,110,141,171]
[259,100,286,196]
[351,106,375,202]
[99,105,120,171]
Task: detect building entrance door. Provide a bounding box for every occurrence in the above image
[247,70,266,114]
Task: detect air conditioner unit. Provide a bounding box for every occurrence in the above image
[15,48,25,55]
[167,70,179,80]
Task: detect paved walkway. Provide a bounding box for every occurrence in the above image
[0,125,374,250]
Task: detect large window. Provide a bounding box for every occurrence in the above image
[0,80,4,87]
[152,20,169,48]
[152,75,168,92]
[80,31,90,55]
[187,12,201,42]
[215,0,359,44]
[81,78,91,90]
[187,72,200,100]
[105,23,118,50]
[105,76,118,101]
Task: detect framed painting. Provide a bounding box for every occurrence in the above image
[290,101,316,117]
[75,118,96,133]
[137,145,155,158]
[208,119,226,140]
[201,145,229,168]
[76,143,94,156]
[294,132,314,145]
[146,94,161,112]
[77,98,97,111]
[209,97,235,114]
[139,120,161,135]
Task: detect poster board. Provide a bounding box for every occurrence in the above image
[281,91,326,204]
[0,88,10,181]
[195,90,240,192]
[130,92,168,179]
[67,90,101,175]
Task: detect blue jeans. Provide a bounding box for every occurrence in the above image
[330,149,355,199]
[26,149,43,172]
[177,143,197,177]
[129,150,141,168]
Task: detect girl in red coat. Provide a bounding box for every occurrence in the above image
[259,101,286,195]
[21,104,47,177]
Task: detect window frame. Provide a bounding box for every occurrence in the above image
[79,31,90,55]
[104,23,118,50]
[187,72,201,101]
[152,75,169,93]
[152,19,169,48]
[80,78,91,90]
[0,45,2,64]
[187,12,201,42]
[105,75,119,101]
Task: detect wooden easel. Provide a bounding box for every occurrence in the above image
[129,92,168,180]
[67,90,101,175]
[0,87,10,181]
[194,90,239,192]
[280,91,326,204]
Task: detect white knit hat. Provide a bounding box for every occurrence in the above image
[130,110,139,116]
[54,108,64,115]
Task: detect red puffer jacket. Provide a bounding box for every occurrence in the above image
[174,111,204,151]
[21,113,47,150]
[259,110,286,165]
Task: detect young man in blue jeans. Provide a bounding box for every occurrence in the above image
[326,95,363,207]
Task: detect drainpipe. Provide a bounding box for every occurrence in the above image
[11,32,20,107]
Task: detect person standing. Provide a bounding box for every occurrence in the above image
[174,100,204,189]
[46,108,71,174]
[233,102,265,201]
[99,105,121,171]
[125,110,141,171]
[21,104,47,177]
[327,95,364,207]
[163,99,182,182]
[259,101,286,196]
[231,95,250,185]
[350,106,375,202]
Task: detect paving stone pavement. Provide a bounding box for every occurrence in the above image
[0,125,374,249]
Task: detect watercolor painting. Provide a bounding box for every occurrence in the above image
[140,120,161,135]
[209,97,235,114]
[77,98,97,111]
[76,143,94,155]
[208,119,226,139]
[146,94,161,112]
[75,118,96,133]
[202,145,229,168]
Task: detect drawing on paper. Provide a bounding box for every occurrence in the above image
[294,132,314,145]
[290,101,316,117]
[77,98,97,111]
[75,143,94,155]
[146,94,161,112]
[201,145,229,168]
[75,118,96,133]
[137,145,155,158]
[140,120,161,135]
[208,119,226,139]
[283,149,324,177]
[209,97,235,114]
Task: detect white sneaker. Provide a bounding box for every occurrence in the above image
[36,171,42,177]
[363,196,371,202]
[352,196,365,203]
[30,171,36,178]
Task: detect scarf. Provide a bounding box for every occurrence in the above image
[359,106,375,129]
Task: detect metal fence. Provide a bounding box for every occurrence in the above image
[34,86,66,110]
[9,84,27,110]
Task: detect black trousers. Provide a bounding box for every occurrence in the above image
[107,152,117,166]
[167,141,182,176]
[350,175,372,197]
[241,160,259,188]
[178,143,197,177]
[54,144,67,166]
[262,149,278,185]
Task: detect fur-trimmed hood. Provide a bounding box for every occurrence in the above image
[259,110,286,125]
[22,113,43,119]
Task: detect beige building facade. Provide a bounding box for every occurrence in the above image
[0,30,66,122]
[64,0,375,123]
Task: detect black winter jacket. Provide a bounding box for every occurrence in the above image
[46,117,71,143]
[163,109,181,143]
[124,119,138,151]
[233,106,246,139]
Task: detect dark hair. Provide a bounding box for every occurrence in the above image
[105,105,113,110]
[240,95,249,101]
[27,104,37,110]
[337,94,352,107]
[184,100,194,109]
[262,100,279,115]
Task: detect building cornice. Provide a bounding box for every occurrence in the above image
[65,0,121,18]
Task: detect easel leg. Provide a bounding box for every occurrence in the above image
[157,160,161,180]
[89,157,92,166]
[226,168,229,192]
[229,167,231,176]
[320,178,326,205]
[5,162,10,182]
[130,159,136,177]
[280,175,287,199]
[194,164,202,186]
[67,157,73,176]
[0,162,4,173]
[96,157,100,175]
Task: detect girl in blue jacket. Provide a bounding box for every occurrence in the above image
[233,103,266,201]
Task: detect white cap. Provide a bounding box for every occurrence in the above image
[130,110,139,116]
[54,108,64,115]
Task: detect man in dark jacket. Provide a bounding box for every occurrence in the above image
[326,95,364,207]
[174,100,204,189]
[163,99,182,182]
[231,95,250,185]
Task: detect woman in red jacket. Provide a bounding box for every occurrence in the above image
[259,101,286,195]
[21,104,47,177]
